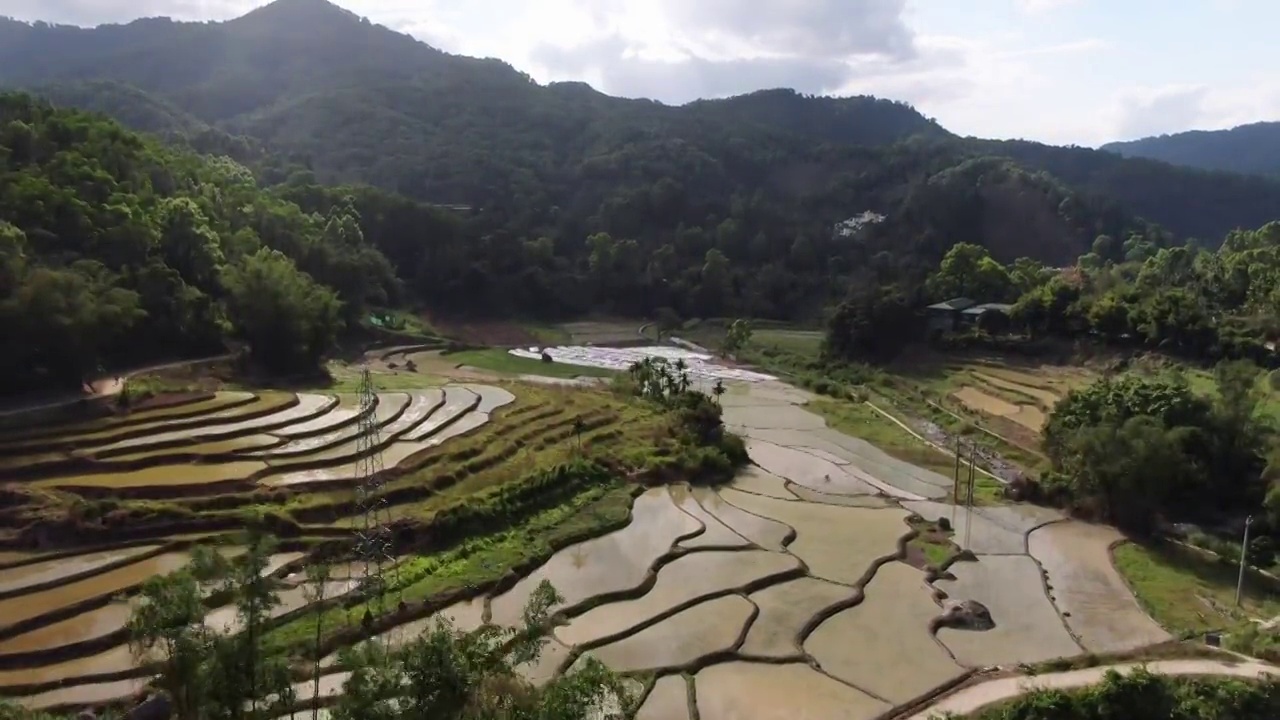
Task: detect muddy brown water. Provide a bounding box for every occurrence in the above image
[107,434,280,463]
[0,552,190,630]
[669,485,751,550]
[98,393,331,453]
[0,644,137,688]
[740,577,852,658]
[690,487,791,551]
[16,677,148,710]
[720,489,909,585]
[84,393,291,450]
[400,387,477,441]
[0,393,254,448]
[636,675,691,720]
[587,595,754,673]
[694,662,889,720]
[804,562,964,705]
[36,460,267,489]
[205,580,358,635]
[0,602,133,655]
[555,549,800,647]
[0,546,159,596]
[489,488,701,627]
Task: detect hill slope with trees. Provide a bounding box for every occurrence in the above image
[0,93,405,394]
[1103,121,1280,179]
[2,0,1280,252]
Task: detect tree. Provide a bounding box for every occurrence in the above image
[722,318,753,357]
[221,248,343,374]
[128,568,211,720]
[926,243,1013,302]
[302,563,333,720]
[824,284,916,362]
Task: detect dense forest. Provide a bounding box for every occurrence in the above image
[1104,121,1280,179]
[0,94,400,392]
[3,0,1280,255]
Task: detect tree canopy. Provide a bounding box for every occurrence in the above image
[0,93,400,392]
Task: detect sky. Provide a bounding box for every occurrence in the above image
[4,0,1279,147]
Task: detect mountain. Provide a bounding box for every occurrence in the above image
[1,0,1279,276]
[1103,122,1280,179]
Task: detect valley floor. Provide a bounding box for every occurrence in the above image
[0,326,1273,719]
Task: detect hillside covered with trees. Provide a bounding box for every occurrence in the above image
[1104,121,1280,179]
[0,93,404,394]
[2,0,1280,258]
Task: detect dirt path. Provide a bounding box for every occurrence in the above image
[0,356,229,420]
[903,659,1279,719]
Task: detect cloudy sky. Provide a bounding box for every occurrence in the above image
[5,0,1278,147]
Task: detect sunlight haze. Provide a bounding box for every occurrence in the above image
[4,0,1279,146]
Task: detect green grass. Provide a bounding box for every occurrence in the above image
[522,323,574,346]
[1112,540,1280,635]
[907,517,957,568]
[265,482,636,653]
[808,397,1005,505]
[320,362,448,393]
[750,329,825,356]
[445,348,617,379]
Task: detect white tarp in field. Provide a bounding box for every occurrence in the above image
[509,345,777,383]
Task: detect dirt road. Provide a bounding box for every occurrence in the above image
[905,658,1279,719]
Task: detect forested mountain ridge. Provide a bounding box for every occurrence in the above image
[2,0,1279,252]
[1103,122,1280,179]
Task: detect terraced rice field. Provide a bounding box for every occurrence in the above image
[0,360,1179,717]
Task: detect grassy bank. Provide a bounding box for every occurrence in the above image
[1112,540,1280,635]
[444,349,617,379]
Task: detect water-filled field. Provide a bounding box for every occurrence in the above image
[0,367,1177,718]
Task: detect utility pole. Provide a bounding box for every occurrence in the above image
[1236,515,1254,606]
[951,437,962,529]
[964,445,976,551]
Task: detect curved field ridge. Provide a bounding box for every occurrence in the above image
[934,555,1083,666]
[635,674,690,720]
[586,594,754,672]
[806,562,965,705]
[906,659,1280,720]
[489,488,701,627]
[1028,521,1171,653]
[695,662,890,720]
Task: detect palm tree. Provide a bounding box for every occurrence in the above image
[712,379,726,405]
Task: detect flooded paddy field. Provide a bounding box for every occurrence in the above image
[0,353,1180,717]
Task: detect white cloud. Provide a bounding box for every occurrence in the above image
[4,0,1275,147]
[1108,80,1280,141]
[1014,0,1082,13]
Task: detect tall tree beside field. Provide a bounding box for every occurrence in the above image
[221,248,343,374]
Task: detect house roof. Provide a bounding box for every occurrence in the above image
[926,297,976,312]
[962,302,1015,316]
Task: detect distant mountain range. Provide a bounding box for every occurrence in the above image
[1104,122,1280,179]
[2,0,1279,253]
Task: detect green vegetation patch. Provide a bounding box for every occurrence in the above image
[445,348,617,379]
[1112,540,1280,635]
[810,397,1005,505]
[906,516,958,569]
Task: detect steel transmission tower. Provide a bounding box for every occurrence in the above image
[354,366,398,628]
